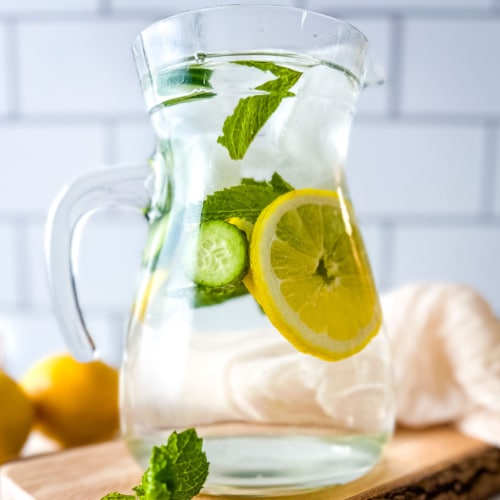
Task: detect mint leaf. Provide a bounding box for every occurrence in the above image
[238,61,301,95]
[218,95,281,161]
[240,173,293,193]
[133,446,172,499]
[269,171,295,194]
[133,429,209,500]
[201,172,294,223]
[100,429,208,500]
[217,61,302,160]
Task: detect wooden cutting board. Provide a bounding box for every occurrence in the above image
[1,425,500,499]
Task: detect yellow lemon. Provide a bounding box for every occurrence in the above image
[0,371,34,464]
[250,188,381,361]
[20,354,119,448]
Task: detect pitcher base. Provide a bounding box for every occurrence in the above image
[128,432,386,497]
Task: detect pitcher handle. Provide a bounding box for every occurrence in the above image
[45,163,152,362]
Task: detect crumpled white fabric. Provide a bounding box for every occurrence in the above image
[134,282,499,447]
[382,283,500,446]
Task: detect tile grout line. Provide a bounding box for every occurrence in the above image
[387,13,403,119]
[0,11,154,23]
[0,113,146,125]
[13,216,33,309]
[355,113,500,125]
[302,6,500,19]
[0,212,46,223]
[0,6,498,22]
[377,220,395,291]
[358,213,500,226]
[98,0,112,16]
[479,121,498,215]
[2,113,500,127]
[102,118,118,165]
[3,17,20,120]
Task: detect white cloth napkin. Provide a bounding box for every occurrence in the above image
[114,282,500,447]
[382,283,500,446]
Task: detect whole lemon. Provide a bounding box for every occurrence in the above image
[21,354,119,448]
[0,370,34,464]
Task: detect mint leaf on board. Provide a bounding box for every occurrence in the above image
[217,61,302,160]
[201,172,294,223]
[100,428,209,500]
[101,494,135,499]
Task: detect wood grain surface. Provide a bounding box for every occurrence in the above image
[1,426,499,499]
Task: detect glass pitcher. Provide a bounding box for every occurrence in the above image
[46,5,395,497]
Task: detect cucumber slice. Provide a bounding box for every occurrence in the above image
[186,220,249,287]
[193,281,249,307]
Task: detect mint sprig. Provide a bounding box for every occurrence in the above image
[201,172,294,223]
[101,429,209,500]
[217,61,302,160]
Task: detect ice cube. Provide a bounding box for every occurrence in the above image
[268,64,359,177]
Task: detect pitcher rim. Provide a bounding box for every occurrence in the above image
[133,4,369,60]
[133,3,368,47]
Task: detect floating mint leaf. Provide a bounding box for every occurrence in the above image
[238,61,302,95]
[217,61,302,160]
[217,95,282,161]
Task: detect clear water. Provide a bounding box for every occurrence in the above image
[122,52,395,495]
[129,433,387,496]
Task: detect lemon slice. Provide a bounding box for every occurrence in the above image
[250,188,382,361]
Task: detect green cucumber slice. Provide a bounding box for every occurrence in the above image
[186,220,249,287]
[194,281,249,307]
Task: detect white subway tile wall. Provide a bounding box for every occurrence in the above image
[306,0,493,8]
[18,20,147,116]
[0,24,8,116]
[346,18,391,115]
[347,123,485,216]
[0,124,106,213]
[401,19,500,116]
[113,120,155,163]
[495,128,500,216]
[0,223,18,306]
[0,1,499,377]
[392,224,500,307]
[0,1,100,14]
